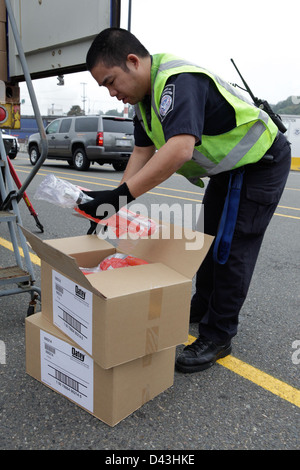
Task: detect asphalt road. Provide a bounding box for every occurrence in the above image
[0,153,299,451]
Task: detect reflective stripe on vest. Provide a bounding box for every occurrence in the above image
[191,111,268,175]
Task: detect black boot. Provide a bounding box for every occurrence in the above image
[175,335,231,373]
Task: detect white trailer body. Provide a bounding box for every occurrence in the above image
[7,0,118,81]
[281,114,300,159]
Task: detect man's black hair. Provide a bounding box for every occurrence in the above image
[86,27,150,71]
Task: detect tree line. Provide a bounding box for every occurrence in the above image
[67,96,300,118]
[272,96,300,115]
[67,105,134,117]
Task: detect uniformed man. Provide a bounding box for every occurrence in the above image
[79,28,291,373]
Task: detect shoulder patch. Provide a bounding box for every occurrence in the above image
[159,84,175,121]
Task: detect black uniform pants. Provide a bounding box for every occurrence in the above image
[191,133,291,344]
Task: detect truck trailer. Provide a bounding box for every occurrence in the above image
[281,114,300,170]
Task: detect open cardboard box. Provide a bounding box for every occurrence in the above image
[26,312,176,427]
[22,224,213,369]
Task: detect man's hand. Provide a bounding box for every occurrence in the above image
[78,182,135,233]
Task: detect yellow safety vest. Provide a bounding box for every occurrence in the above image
[135,53,278,187]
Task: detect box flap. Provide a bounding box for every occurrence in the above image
[87,262,189,298]
[22,225,213,299]
[45,234,112,255]
[22,227,188,299]
[21,227,99,295]
[117,225,214,279]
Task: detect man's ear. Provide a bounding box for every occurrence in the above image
[126,54,140,70]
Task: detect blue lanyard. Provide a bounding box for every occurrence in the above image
[213,168,245,264]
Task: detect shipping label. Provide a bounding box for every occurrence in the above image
[40,329,94,413]
[52,270,93,354]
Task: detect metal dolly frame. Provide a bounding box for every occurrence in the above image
[0,0,49,314]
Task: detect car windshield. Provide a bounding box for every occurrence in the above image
[47,120,60,134]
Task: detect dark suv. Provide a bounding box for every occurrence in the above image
[27,115,134,171]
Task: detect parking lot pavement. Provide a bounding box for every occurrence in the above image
[0,156,299,450]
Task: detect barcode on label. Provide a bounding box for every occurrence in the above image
[62,310,82,333]
[54,369,80,392]
[44,343,56,354]
[55,283,64,295]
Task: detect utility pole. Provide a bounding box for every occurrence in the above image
[81,82,87,115]
[128,0,132,31]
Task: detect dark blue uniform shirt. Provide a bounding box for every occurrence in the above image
[134,73,236,147]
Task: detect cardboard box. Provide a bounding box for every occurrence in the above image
[0,21,6,52]
[0,50,7,81]
[0,1,6,23]
[26,312,176,427]
[23,225,213,369]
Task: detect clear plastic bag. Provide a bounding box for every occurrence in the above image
[34,174,93,208]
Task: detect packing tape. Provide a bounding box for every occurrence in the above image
[145,326,159,355]
[142,384,151,405]
[148,288,163,320]
[142,354,152,367]
[145,288,163,355]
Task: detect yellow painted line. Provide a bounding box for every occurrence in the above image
[13,167,300,216]
[14,168,118,190]
[14,158,300,192]
[0,236,41,266]
[15,166,300,216]
[15,171,300,218]
[14,166,205,196]
[218,355,300,408]
[278,205,300,211]
[186,334,300,408]
[147,191,202,203]
[13,164,122,184]
[13,167,205,203]
[274,212,300,220]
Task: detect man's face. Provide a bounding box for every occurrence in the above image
[91,54,149,105]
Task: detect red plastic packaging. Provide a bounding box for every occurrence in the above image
[100,254,148,271]
[74,206,157,238]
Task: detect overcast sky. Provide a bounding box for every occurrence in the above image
[20,0,299,116]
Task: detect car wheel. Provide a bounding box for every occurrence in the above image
[112,161,127,171]
[73,148,90,171]
[29,145,40,165]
